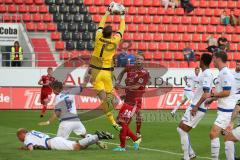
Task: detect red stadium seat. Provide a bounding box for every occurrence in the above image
[194,8,204,16]
[238,1,240,9]
[214,9,222,16]
[133,15,142,23]
[37,22,46,31]
[88,6,97,14]
[35,0,44,5]
[201,34,209,42]
[199,0,208,8]
[218,1,227,8]
[84,0,93,6]
[182,34,191,42]
[33,14,42,22]
[59,51,70,60]
[143,16,151,24]
[189,43,196,50]
[178,43,185,50]
[169,61,178,68]
[98,6,106,14]
[179,61,188,68]
[5,0,13,4]
[166,8,175,15]
[148,24,157,32]
[174,52,184,60]
[138,24,147,32]
[169,43,178,51]
[163,33,172,41]
[125,15,132,23]
[94,0,102,6]
[3,14,11,22]
[153,33,162,41]
[209,1,218,8]
[92,15,101,22]
[201,17,209,25]
[123,33,132,41]
[216,26,225,33]
[226,26,235,33]
[138,42,147,50]
[228,1,235,9]
[157,7,165,15]
[167,25,177,33]
[144,33,153,41]
[205,8,214,16]
[14,0,23,4]
[191,17,199,25]
[12,14,21,22]
[206,26,215,33]
[177,25,185,33]
[0,4,6,13]
[152,0,161,7]
[133,0,142,6]
[148,42,158,51]
[234,10,240,16]
[143,0,151,6]
[158,43,168,51]
[18,5,27,13]
[175,8,184,15]
[47,23,56,31]
[196,26,205,33]
[51,32,60,41]
[236,27,240,34]
[158,25,166,32]
[173,34,181,42]
[238,44,240,51]
[22,13,31,22]
[228,61,236,69]
[232,35,240,43]
[8,4,17,13]
[162,16,171,24]
[113,16,120,23]
[211,17,219,25]
[198,43,207,51]
[159,61,168,68]
[123,0,132,6]
[163,52,172,60]
[192,34,201,42]
[172,16,180,24]
[186,25,195,33]
[154,52,163,60]
[148,7,157,15]
[189,61,199,68]
[26,22,35,31]
[138,7,147,15]
[42,14,52,22]
[38,5,48,13]
[128,6,137,15]
[153,15,161,24]
[181,16,190,24]
[144,52,152,60]
[127,24,137,32]
[230,44,237,51]
[133,33,143,41]
[233,53,240,61]
[28,5,37,13]
[55,41,65,50]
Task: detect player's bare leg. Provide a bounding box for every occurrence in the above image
[209,125,222,160]
[98,90,121,131]
[177,121,196,160]
[40,98,50,118]
[171,98,187,117]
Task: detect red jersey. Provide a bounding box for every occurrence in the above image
[41,75,55,93]
[124,66,150,106]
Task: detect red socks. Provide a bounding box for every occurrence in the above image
[136,112,142,134]
[119,123,138,148]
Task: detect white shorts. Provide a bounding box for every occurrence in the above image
[181,106,205,128]
[214,111,232,130]
[50,137,76,150]
[232,126,240,141]
[57,120,86,139]
[182,90,194,101]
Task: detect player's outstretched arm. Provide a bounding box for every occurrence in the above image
[98,11,110,31]
[116,14,125,39]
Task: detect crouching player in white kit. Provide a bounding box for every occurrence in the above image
[171,67,200,117]
[205,51,237,160]
[177,53,213,160]
[39,81,86,139]
[17,128,113,151]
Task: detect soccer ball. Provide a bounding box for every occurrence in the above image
[108,2,125,15]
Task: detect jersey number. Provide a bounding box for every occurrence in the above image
[123,110,132,118]
[31,131,46,138]
[64,97,72,112]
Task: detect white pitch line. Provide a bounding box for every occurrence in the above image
[5,132,211,159]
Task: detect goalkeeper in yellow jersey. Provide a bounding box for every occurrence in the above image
[88,6,125,131]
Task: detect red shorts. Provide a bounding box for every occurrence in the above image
[40,89,52,104]
[117,103,140,124]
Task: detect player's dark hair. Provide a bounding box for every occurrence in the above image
[195,67,200,70]
[50,81,63,90]
[47,67,53,70]
[136,54,145,59]
[103,25,112,38]
[201,53,212,66]
[214,51,228,63]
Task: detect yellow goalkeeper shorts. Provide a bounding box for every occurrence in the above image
[91,68,113,93]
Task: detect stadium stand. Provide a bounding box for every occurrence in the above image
[0,0,239,68]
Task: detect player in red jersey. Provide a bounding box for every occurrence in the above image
[38,67,55,118]
[113,54,150,151]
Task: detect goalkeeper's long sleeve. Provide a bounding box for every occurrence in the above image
[117,16,125,36]
[98,13,109,28]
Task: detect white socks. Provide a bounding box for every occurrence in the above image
[225,141,235,160]
[78,134,99,148]
[211,138,220,160]
[172,102,181,113]
[177,127,190,160]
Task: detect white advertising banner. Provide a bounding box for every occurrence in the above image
[0,67,222,87]
[0,23,19,46]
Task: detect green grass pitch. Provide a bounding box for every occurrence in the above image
[0,110,240,160]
